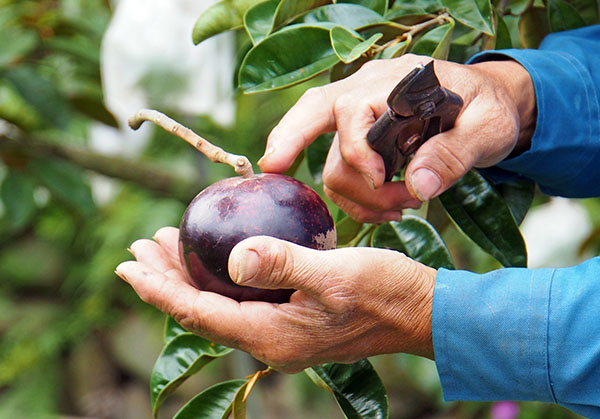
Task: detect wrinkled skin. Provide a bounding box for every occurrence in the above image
[117,55,536,372]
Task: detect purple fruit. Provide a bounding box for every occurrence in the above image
[178,173,336,303]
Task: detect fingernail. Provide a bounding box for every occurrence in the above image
[411,168,441,201]
[257,147,276,166]
[233,249,260,284]
[361,172,376,190]
[127,247,136,257]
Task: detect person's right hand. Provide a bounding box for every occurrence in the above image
[258,54,536,223]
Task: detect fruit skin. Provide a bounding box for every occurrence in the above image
[179,173,336,303]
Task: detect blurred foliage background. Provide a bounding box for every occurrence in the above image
[0,0,597,418]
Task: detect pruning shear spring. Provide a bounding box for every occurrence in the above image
[366,61,463,182]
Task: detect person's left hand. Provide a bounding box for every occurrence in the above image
[116,226,436,373]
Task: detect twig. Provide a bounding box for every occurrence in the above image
[129,109,255,179]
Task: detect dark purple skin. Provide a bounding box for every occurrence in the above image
[178,173,337,303]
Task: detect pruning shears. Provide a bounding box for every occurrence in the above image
[366,61,463,182]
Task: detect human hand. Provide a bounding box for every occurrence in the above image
[259,54,536,223]
[115,227,436,373]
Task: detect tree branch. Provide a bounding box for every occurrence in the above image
[0,133,202,203]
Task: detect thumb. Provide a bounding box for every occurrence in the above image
[228,236,329,294]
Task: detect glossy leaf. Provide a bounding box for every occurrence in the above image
[0,170,36,230]
[231,381,249,419]
[547,0,586,32]
[173,379,247,419]
[495,180,535,225]
[495,15,513,49]
[372,216,455,269]
[297,4,386,28]
[192,0,265,44]
[239,25,340,93]
[164,316,189,344]
[28,157,96,217]
[331,27,382,63]
[3,66,71,129]
[379,39,409,59]
[308,360,389,419]
[306,132,334,183]
[410,22,455,59]
[439,170,527,267]
[244,0,278,44]
[150,333,234,417]
[439,0,494,35]
[336,0,388,15]
[569,0,599,24]
[273,0,332,29]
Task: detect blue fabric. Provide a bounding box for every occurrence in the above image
[468,25,600,198]
[433,25,600,418]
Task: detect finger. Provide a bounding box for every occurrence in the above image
[333,90,388,189]
[322,136,421,212]
[153,226,182,268]
[116,260,252,346]
[405,99,519,201]
[228,236,336,298]
[324,186,415,224]
[258,82,350,173]
[129,238,176,273]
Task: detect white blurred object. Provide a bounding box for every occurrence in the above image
[521,197,592,268]
[91,0,235,157]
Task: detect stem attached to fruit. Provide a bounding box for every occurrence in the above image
[128,109,255,178]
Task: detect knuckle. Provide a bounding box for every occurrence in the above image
[301,86,327,104]
[262,241,295,287]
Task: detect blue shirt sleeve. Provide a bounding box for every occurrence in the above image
[468,25,600,198]
[433,25,600,417]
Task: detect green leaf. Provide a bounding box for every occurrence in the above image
[27,157,96,217]
[0,27,38,69]
[439,170,527,267]
[306,132,334,183]
[372,216,455,269]
[244,0,278,44]
[495,15,513,49]
[410,22,455,59]
[297,4,386,29]
[495,180,535,225]
[519,7,549,48]
[173,379,247,419]
[547,0,586,32]
[273,0,332,29]
[336,215,364,245]
[239,25,340,93]
[386,0,442,18]
[150,333,234,417]
[506,0,533,16]
[335,0,388,15]
[307,360,389,419]
[331,27,382,63]
[69,95,119,128]
[0,170,36,230]
[3,66,71,129]
[164,316,189,344]
[192,0,265,44]
[439,0,494,35]
[379,39,409,59]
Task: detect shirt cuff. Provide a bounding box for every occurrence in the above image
[432,266,556,402]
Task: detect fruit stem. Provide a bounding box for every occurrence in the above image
[128,109,255,178]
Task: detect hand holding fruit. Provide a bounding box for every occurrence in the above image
[116,227,436,372]
[259,54,536,223]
